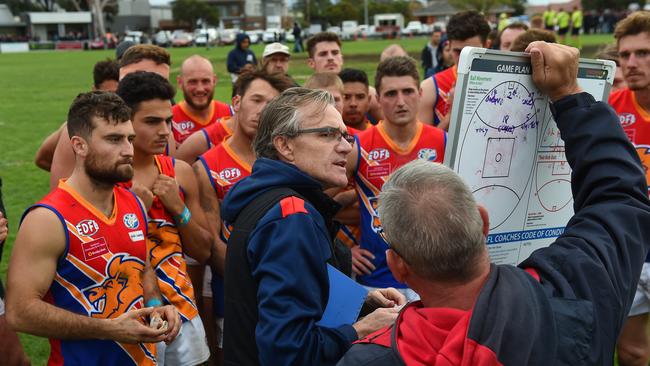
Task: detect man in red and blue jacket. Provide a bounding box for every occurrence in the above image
[338,42,650,366]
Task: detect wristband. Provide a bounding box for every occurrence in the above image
[145,298,163,308]
[173,206,191,227]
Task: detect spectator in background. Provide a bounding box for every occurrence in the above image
[571,6,584,49]
[380,44,408,62]
[498,22,529,51]
[421,28,442,78]
[543,5,556,31]
[530,15,544,29]
[293,22,303,52]
[227,33,257,83]
[595,45,626,92]
[0,178,31,366]
[557,8,571,43]
[261,42,291,76]
[510,29,557,52]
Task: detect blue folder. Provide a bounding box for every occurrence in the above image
[316,264,369,328]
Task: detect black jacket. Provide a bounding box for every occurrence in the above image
[338,94,650,365]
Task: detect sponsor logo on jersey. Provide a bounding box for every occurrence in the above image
[129,230,145,242]
[219,167,242,180]
[619,113,636,127]
[418,148,438,162]
[368,148,390,162]
[172,120,195,135]
[123,213,139,229]
[76,219,99,237]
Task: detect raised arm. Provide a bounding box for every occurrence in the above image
[521,42,650,352]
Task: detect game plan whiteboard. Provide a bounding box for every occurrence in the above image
[444,47,615,266]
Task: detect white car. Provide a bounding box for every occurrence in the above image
[220,28,238,45]
[248,29,264,44]
[263,28,280,43]
[124,31,143,44]
[402,21,424,36]
[284,30,295,42]
[326,26,342,38]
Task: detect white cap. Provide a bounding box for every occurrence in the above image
[263,42,290,58]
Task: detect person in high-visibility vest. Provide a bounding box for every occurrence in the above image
[571,6,583,49]
[498,13,509,31]
[556,8,571,43]
[543,6,556,31]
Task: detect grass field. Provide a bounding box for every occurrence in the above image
[0,33,614,364]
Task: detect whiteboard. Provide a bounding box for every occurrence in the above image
[444,47,615,265]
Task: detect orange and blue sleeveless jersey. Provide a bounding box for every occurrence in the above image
[609,88,650,194]
[201,116,234,149]
[25,181,156,366]
[354,122,446,288]
[172,100,233,144]
[120,155,199,323]
[432,66,457,126]
[198,141,252,202]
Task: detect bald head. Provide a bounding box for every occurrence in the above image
[380,44,408,62]
[180,55,214,76]
[178,55,217,111]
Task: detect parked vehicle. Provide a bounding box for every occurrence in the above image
[124,31,143,44]
[306,24,322,37]
[326,26,342,38]
[342,20,358,40]
[248,29,264,44]
[284,29,295,42]
[89,37,105,49]
[219,28,238,45]
[356,24,379,39]
[172,30,193,47]
[263,28,280,43]
[153,30,172,47]
[402,21,425,36]
[194,28,217,46]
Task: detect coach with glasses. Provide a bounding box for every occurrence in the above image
[220,88,406,366]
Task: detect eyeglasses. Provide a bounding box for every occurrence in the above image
[293,127,355,145]
[378,230,405,259]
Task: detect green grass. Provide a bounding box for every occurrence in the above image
[0,33,614,365]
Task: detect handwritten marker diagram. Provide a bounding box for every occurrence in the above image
[534,114,572,212]
[459,81,539,230]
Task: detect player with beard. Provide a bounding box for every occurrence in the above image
[346,56,446,297]
[172,55,233,145]
[192,70,293,364]
[48,45,175,192]
[339,68,372,132]
[116,72,212,366]
[6,92,180,365]
[609,12,650,366]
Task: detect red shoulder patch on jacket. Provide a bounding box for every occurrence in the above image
[280,197,307,218]
[524,267,541,282]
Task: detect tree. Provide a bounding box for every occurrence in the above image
[171,0,219,28]
[323,0,360,25]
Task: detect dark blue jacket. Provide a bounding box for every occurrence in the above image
[227,33,257,74]
[338,95,650,365]
[221,158,358,365]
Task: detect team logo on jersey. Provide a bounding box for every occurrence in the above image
[418,148,438,162]
[84,253,144,318]
[219,167,242,181]
[76,219,99,237]
[369,197,384,235]
[368,148,390,162]
[123,213,139,229]
[619,113,636,127]
[172,120,195,135]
